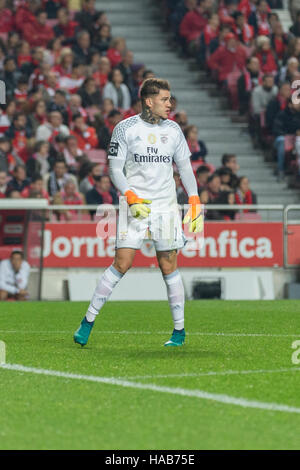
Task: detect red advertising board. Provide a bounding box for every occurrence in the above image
[287,225,300,265]
[43,222,284,268]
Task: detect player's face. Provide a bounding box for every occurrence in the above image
[148,89,172,120]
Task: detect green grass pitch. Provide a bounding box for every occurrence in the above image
[1,300,300,450]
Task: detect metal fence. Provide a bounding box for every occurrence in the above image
[1,202,300,269]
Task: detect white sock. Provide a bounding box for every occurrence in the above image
[163,270,185,330]
[86,265,123,322]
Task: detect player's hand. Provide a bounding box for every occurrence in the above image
[125,190,152,219]
[183,195,204,233]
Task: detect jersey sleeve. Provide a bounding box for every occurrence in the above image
[107,122,128,161]
[173,125,191,163]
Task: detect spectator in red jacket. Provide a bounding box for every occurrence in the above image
[17,40,34,68]
[255,35,277,75]
[21,174,49,200]
[54,47,74,77]
[70,113,98,151]
[271,21,288,63]
[207,32,247,83]
[53,7,80,46]
[218,0,238,27]
[106,37,126,68]
[237,0,255,20]
[15,0,40,34]
[235,176,257,210]
[53,179,85,221]
[23,9,54,48]
[93,56,111,90]
[232,11,254,47]
[179,0,211,49]
[123,98,142,120]
[248,0,271,36]
[0,0,14,33]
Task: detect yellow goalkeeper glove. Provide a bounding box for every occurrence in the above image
[125,190,152,219]
[183,195,204,233]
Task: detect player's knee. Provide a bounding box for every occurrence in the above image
[113,260,132,274]
[157,251,177,276]
[160,264,176,276]
[158,259,177,276]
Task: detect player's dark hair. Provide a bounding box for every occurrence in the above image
[140,78,170,105]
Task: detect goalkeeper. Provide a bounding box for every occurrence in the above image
[74,78,203,347]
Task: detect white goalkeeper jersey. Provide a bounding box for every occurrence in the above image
[107,115,191,206]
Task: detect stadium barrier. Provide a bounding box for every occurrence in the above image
[0,202,299,299]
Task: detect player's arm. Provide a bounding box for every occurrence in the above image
[108,124,151,219]
[173,126,203,233]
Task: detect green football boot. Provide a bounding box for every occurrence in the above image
[164,328,185,347]
[74,317,94,346]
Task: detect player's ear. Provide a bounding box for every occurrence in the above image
[144,97,153,109]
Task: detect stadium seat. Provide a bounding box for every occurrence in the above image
[85,149,107,164]
[234,212,262,222]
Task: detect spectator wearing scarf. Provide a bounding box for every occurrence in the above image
[235,176,257,212]
[238,56,263,115]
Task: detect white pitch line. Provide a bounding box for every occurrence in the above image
[0,330,299,338]
[1,363,300,415]
[125,367,300,380]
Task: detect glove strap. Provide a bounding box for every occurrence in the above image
[188,195,201,206]
[124,190,139,205]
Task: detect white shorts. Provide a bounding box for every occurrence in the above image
[116,203,187,252]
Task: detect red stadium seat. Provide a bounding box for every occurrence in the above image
[85,149,107,164]
[234,212,262,222]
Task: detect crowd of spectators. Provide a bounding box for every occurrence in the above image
[0,0,261,226]
[164,0,300,187]
[0,0,157,218]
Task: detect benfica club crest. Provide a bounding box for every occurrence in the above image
[160,134,168,144]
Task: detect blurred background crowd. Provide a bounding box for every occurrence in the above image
[2,0,299,222]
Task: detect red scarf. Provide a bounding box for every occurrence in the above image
[234,23,254,45]
[278,93,288,110]
[96,189,113,204]
[257,12,271,36]
[274,36,286,60]
[235,189,253,212]
[203,24,218,46]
